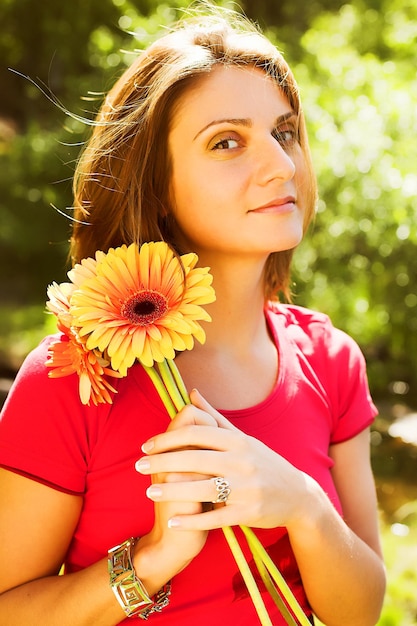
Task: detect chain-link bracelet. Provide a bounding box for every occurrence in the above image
[108,537,171,620]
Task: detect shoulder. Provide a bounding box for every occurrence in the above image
[267,302,355,355]
[14,333,60,373]
[266,303,370,391]
[267,302,331,334]
[4,334,83,401]
[267,304,377,438]
[0,335,112,492]
[2,334,66,399]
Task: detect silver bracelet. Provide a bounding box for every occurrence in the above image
[108,537,171,620]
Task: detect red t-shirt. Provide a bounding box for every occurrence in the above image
[0,305,377,624]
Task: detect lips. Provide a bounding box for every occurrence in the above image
[251,196,296,213]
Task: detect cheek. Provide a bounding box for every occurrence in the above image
[170,162,220,221]
[168,178,206,242]
[170,177,199,225]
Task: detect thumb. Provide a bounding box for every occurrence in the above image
[189,388,237,431]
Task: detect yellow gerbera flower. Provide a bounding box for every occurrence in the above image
[69,242,216,375]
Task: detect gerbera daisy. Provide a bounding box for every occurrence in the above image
[69,242,215,375]
[46,329,122,405]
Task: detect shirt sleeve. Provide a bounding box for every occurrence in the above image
[316,321,377,444]
[279,305,378,444]
[0,335,107,493]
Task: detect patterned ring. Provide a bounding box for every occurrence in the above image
[212,477,231,504]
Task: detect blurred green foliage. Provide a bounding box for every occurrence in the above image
[290,1,417,400]
[379,517,417,625]
[0,0,416,407]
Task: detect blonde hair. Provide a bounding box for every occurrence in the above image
[71,7,317,300]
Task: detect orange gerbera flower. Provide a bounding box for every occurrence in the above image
[46,329,121,405]
[46,278,122,405]
[69,242,216,375]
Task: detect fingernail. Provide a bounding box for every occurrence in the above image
[141,439,155,453]
[135,458,150,472]
[167,517,181,529]
[146,485,162,500]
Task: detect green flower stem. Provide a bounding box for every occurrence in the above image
[248,544,298,626]
[142,364,177,419]
[167,358,191,405]
[222,526,273,626]
[157,360,187,413]
[241,526,311,626]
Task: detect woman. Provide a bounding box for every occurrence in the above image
[0,6,385,625]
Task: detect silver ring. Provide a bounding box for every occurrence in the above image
[212,477,231,504]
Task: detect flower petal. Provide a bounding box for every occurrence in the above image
[139,242,150,288]
[47,241,215,402]
[79,372,92,405]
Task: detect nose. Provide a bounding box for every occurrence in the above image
[255,135,296,185]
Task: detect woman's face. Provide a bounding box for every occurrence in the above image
[168,65,308,263]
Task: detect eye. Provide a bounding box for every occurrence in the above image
[272,126,299,148]
[210,136,240,151]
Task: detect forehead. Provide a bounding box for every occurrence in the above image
[169,65,292,134]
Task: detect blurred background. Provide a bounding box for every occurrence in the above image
[0,0,416,622]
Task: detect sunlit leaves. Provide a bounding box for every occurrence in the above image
[286,1,417,396]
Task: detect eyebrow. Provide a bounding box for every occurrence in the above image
[193,111,296,141]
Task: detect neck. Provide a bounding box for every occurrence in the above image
[193,256,270,355]
[176,256,278,409]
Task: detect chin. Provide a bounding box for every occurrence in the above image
[270,230,304,253]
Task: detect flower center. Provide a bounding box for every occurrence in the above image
[121,290,169,326]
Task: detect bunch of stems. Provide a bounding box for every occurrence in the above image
[143,359,312,626]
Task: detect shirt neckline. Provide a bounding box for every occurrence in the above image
[219,306,297,419]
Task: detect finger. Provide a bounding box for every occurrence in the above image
[141,394,239,453]
[140,407,217,455]
[168,402,219,430]
[135,448,240,476]
[140,423,243,457]
[189,389,239,432]
[136,449,227,476]
[167,506,238,531]
[146,476,232,505]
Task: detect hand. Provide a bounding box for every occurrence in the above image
[136,389,315,533]
[134,407,214,579]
